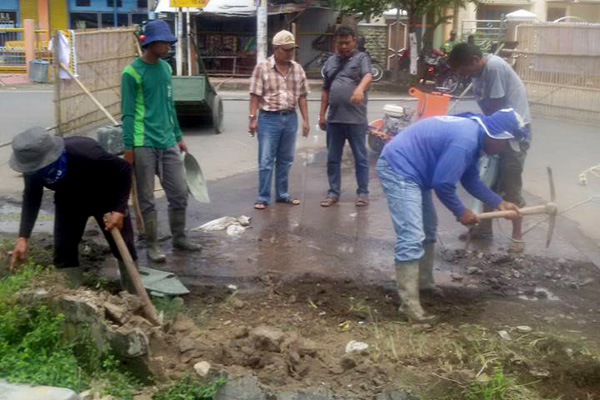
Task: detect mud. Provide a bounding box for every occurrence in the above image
[2,149,600,398]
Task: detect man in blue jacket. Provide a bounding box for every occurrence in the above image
[377,109,527,322]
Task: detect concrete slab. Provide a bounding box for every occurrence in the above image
[0,380,80,400]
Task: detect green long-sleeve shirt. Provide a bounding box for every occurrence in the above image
[120,57,182,150]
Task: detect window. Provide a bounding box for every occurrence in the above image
[137,0,148,8]
[132,14,147,26]
[75,0,91,6]
[107,0,123,7]
[101,12,129,27]
[70,12,98,29]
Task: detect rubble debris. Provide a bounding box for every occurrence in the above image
[194,361,211,377]
[516,326,533,333]
[498,330,512,341]
[345,340,369,353]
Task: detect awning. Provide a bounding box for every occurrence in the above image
[203,0,256,16]
[155,0,309,17]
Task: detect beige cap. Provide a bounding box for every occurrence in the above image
[272,30,298,49]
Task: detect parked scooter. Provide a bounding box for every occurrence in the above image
[418,49,469,95]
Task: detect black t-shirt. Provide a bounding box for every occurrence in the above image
[19,136,132,238]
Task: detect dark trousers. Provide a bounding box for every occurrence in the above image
[53,202,137,269]
[326,122,370,199]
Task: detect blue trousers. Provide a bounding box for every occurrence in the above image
[326,122,369,199]
[377,157,438,262]
[257,111,298,203]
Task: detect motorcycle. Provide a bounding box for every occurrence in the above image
[418,49,469,95]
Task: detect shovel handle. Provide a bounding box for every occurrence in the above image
[477,204,550,220]
[104,213,160,326]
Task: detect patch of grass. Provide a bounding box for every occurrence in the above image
[153,295,186,321]
[463,366,535,400]
[0,265,141,398]
[153,375,227,400]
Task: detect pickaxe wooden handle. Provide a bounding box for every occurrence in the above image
[476,167,558,248]
[477,203,558,220]
[104,213,160,326]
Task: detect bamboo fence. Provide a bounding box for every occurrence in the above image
[513,22,600,124]
[54,28,139,135]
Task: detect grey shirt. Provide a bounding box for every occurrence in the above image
[322,51,372,125]
[472,55,531,124]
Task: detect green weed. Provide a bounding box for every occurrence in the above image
[153,375,227,400]
[0,265,141,398]
[463,366,533,400]
[152,296,185,321]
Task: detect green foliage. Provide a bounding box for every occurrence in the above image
[464,366,530,400]
[0,265,140,398]
[152,296,185,321]
[333,0,390,22]
[153,375,227,400]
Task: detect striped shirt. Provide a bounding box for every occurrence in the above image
[249,55,309,111]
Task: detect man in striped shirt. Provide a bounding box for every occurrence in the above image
[249,30,310,210]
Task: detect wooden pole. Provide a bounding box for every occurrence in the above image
[104,213,160,326]
[24,19,36,80]
[53,31,62,135]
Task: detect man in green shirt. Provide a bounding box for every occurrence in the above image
[441,31,457,55]
[121,20,200,263]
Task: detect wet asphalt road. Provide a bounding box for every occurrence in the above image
[1,90,599,289]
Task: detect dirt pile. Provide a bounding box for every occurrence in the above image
[442,249,597,296]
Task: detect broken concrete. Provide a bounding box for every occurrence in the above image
[0,380,79,400]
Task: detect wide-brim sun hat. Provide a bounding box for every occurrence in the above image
[142,20,177,47]
[466,109,528,152]
[9,127,65,173]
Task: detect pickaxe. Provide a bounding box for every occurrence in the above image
[476,167,558,247]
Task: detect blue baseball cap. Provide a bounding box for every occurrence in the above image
[142,20,177,47]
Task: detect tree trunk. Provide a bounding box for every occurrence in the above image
[393,5,401,82]
[408,13,418,76]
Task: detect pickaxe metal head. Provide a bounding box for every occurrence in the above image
[546,167,557,247]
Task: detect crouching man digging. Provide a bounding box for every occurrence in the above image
[377,109,528,322]
[9,128,138,292]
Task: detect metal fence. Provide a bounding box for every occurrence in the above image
[513,22,600,124]
[460,19,507,52]
[0,28,50,73]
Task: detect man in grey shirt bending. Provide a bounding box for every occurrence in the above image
[319,26,373,208]
[449,43,532,252]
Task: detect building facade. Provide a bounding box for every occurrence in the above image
[452,0,600,42]
[0,0,150,31]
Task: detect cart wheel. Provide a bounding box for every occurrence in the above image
[367,133,385,154]
[212,95,224,134]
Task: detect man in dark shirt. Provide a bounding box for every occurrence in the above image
[9,127,137,290]
[319,26,373,208]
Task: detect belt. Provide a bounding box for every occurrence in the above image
[260,109,296,115]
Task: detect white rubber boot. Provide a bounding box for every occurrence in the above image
[396,260,437,323]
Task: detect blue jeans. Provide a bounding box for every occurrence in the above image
[257,111,298,203]
[377,158,437,263]
[326,123,369,199]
